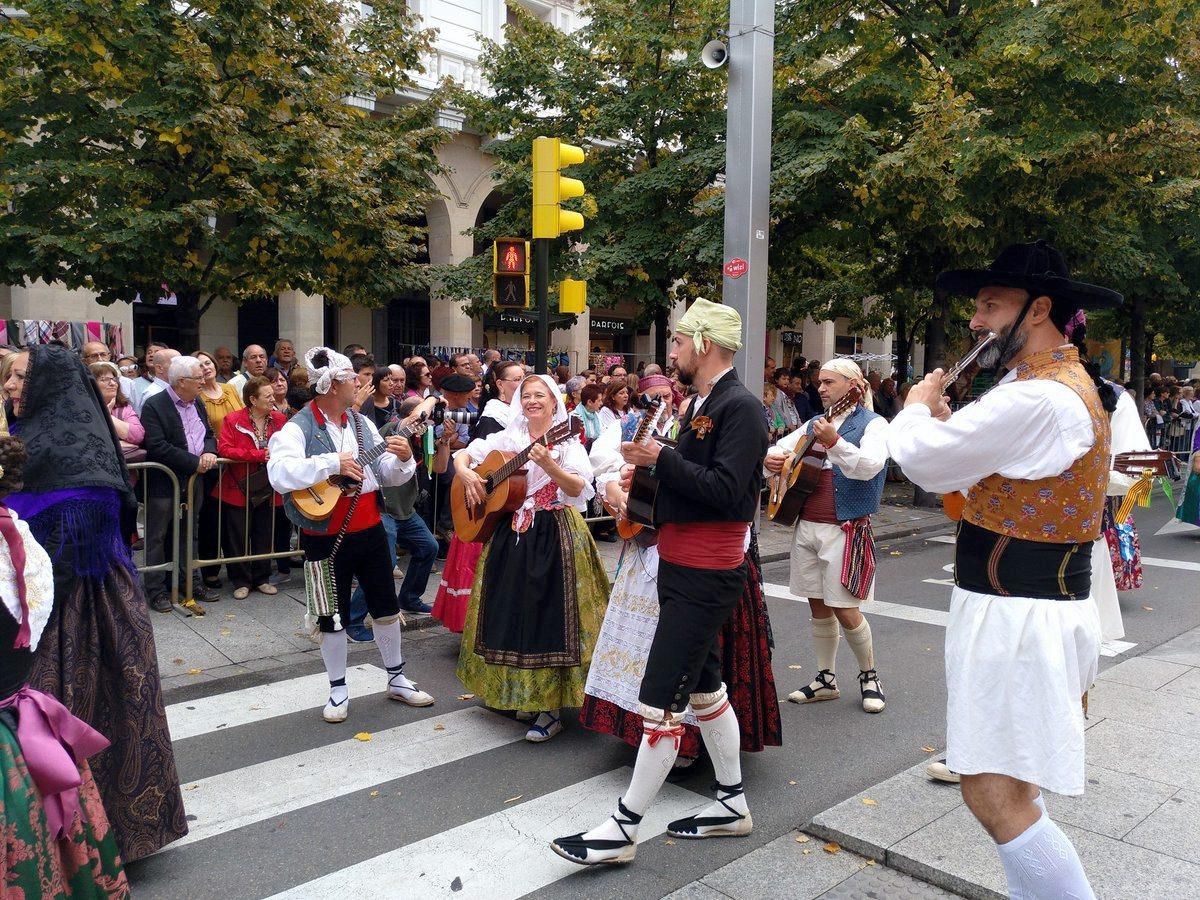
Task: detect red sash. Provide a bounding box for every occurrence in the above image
[657,522,748,569]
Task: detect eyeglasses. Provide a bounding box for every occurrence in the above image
[95,375,118,384]
[118,364,139,373]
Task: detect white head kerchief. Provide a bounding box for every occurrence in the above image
[508,373,568,429]
[505,374,576,521]
[821,358,873,412]
[303,347,356,396]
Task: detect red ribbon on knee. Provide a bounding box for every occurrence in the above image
[644,722,686,750]
[0,687,110,840]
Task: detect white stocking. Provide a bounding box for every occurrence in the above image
[320,629,348,703]
[997,811,1095,900]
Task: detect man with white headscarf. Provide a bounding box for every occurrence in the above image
[553,299,769,867]
[268,348,434,723]
[765,357,890,713]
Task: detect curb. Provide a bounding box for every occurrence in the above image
[759,516,952,566]
[802,820,1001,900]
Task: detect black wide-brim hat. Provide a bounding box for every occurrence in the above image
[936,240,1123,309]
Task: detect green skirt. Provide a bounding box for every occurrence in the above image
[0,718,129,898]
[457,506,609,711]
[1178,471,1200,526]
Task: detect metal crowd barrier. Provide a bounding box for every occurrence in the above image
[183,459,302,604]
[127,461,181,607]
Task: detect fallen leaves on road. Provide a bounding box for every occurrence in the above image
[802,849,811,855]
[433,723,446,731]
[219,627,231,637]
[795,834,810,844]
[823,842,841,854]
[173,658,185,665]
[184,784,199,791]
[457,693,475,701]
[787,664,803,670]
[504,795,522,804]
[788,780,797,785]
[225,614,236,620]
[664,839,676,845]
[889,551,903,556]
[353,732,372,742]
[1143,605,1154,611]
[866,860,877,867]
[369,790,379,798]
[921,745,937,753]
[187,668,203,675]
[862,798,878,807]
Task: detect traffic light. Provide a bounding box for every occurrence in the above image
[493,237,530,309]
[532,137,586,240]
[559,278,586,314]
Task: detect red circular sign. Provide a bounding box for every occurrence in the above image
[724,257,748,279]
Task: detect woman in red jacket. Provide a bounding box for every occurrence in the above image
[214,375,287,599]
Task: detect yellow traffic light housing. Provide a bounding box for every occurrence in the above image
[532,137,586,239]
[559,278,587,314]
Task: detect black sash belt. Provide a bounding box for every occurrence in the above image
[954,520,1092,601]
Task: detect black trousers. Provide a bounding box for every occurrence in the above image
[220,501,274,589]
[639,560,746,713]
[300,523,399,633]
[196,469,222,581]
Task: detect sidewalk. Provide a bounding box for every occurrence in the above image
[151,486,949,696]
[803,626,1200,899]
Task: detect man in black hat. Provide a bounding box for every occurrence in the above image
[430,373,476,534]
[887,241,1118,900]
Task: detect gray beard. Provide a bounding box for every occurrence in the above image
[978,325,1028,371]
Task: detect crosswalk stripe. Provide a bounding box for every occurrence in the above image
[926,535,956,544]
[166,664,387,741]
[265,768,705,899]
[1155,518,1199,536]
[1141,555,1200,572]
[171,706,526,849]
[763,582,950,627]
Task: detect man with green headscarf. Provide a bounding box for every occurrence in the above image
[552,299,770,866]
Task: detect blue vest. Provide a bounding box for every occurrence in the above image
[805,404,886,522]
[281,403,381,531]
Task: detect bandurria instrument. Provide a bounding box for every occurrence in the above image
[450,414,584,543]
[618,400,675,535]
[289,414,428,521]
[766,385,863,526]
[934,331,1000,522]
[600,398,667,539]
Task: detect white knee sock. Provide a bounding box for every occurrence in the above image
[843,618,875,672]
[320,630,349,703]
[692,685,748,817]
[1033,792,1046,816]
[375,616,420,692]
[997,811,1095,900]
[623,710,684,815]
[812,615,840,674]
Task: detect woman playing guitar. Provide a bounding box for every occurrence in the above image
[452,374,609,743]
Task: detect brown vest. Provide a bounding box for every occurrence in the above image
[961,346,1110,544]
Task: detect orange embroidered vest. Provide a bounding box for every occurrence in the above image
[961,346,1110,544]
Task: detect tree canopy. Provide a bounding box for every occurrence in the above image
[0,0,445,347]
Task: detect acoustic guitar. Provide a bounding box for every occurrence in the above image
[450,414,584,544]
[289,415,428,521]
[766,386,863,527]
[601,398,668,539]
[943,450,1175,522]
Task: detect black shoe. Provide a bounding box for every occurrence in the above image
[149,594,173,613]
[596,531,619,543]
[203,577,223,589]
[192,584,216,603]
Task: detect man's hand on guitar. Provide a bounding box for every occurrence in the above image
[764,452,787,474]
[812,419,839,448]
[621,440,661,468]
[338,452,364,483]
[604,479,628,519]
[618,464,635,493]
[385,435,412,462]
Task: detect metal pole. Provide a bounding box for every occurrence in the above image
[721,0,774,388]
[534,237,550,373]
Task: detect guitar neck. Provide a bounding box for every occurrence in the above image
[631,403,664,446]
[357,420,418,468]
[489,418,578,488]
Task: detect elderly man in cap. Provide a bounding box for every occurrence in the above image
[553,298,768,866]
[267,347,434,722]
[765,357,890,714]
[888,241,1118,900]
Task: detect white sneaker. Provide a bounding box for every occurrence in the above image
[525,712,562,742]
[388,684,435,707]
[322,695,349,723]
[926,759,961,784]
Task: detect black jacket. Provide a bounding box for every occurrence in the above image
[653,368,768,525]
[141,390,216,499]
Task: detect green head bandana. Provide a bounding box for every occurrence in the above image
[675,298,743,355]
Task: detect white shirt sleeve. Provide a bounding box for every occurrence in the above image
[459,429,514,467]
[556,439,595,507]
[267,420,341,491]
[887,380,1096,495]
[362,415,416,487]
[1108,389,1154,495]
[826,416,890,481]
[590,420,624,489]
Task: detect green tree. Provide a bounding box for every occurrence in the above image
[439,0,727,365]
[0,0,445,349]
[769,0,1200,386]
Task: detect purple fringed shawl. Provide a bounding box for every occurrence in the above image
[7,487,134,577]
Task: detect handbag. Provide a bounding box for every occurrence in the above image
[245,465,274,507]
[303,412,365,633]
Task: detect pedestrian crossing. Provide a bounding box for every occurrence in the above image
[137,666,710,899]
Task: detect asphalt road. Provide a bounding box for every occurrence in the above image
[125,500,1200,899]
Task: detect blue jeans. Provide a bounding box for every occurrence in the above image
[349,513,439,627]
